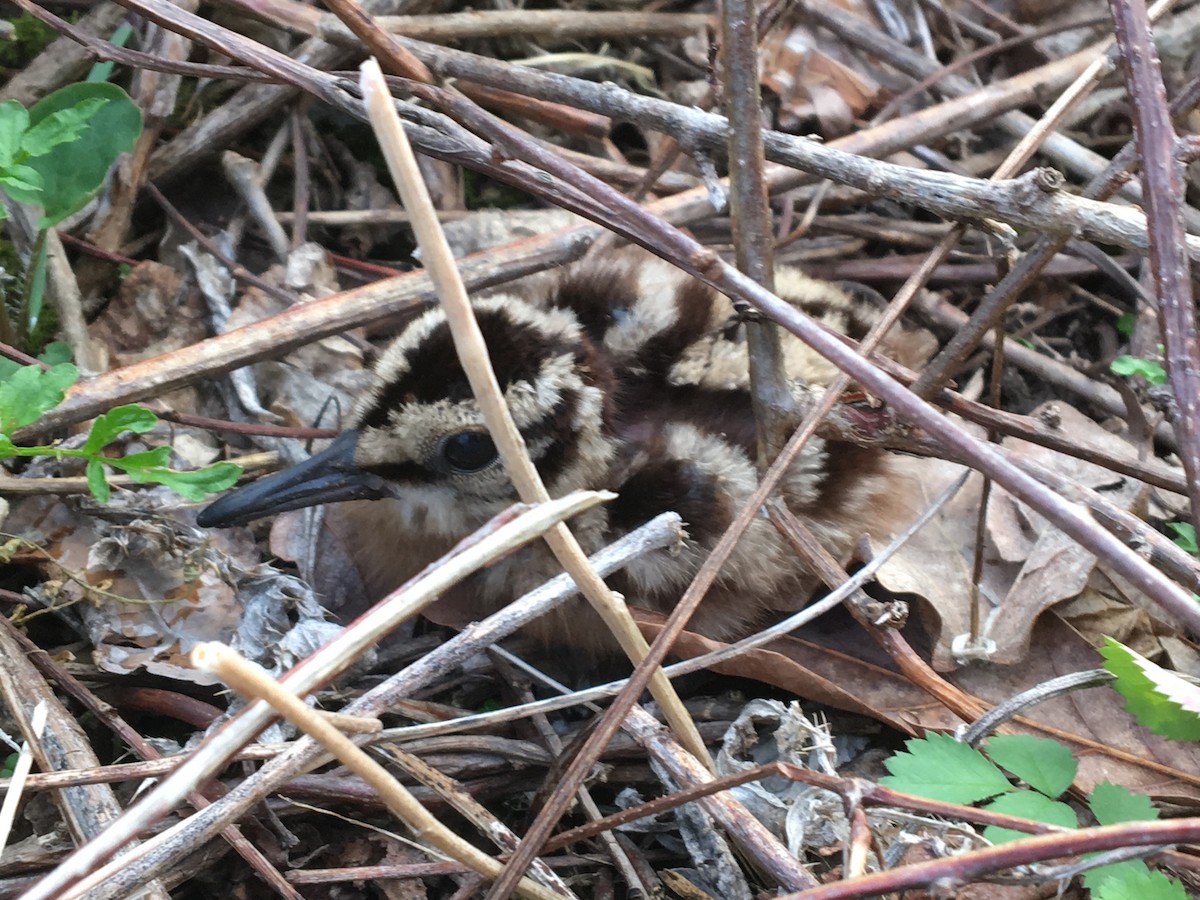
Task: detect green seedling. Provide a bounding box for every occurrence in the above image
[0,356,240,503]
[881,636,1198,899]
[0,82,141,346]
[1110,354,1166,385]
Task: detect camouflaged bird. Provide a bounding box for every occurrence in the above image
[199,249,935,651]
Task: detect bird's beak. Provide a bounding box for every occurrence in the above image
[197,430,393,528]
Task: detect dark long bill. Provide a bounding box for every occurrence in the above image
[197,430,393,528]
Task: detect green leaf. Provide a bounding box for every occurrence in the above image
[86,457,110,502]
[0,362,79,434]
[980,790,1077,845]
[19,98,106,157]
[121,462,242,502]
[105,446,171,471]
[82,404,158,455]
[0,100,30,169]
[1166,522,1198,555]
[983,734,1076,799]
[1110,355,1167,385]
[0,434,17,457]
[1086,860,1153,896]
[1099,637,1200,740]
[1093,863,1186,900]
[24,83,141,226]
[24,233,48,335]
[881,732,1014,804]
[86,23,133,83]
[1116,312,1136,336]
[38,342,72,366]
[1089,781,1159,826]
[0,342,74,382]
[0,164,43,201]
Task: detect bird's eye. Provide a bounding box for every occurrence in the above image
[439,431,498,473]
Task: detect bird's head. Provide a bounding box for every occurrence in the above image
[197,295,616,533]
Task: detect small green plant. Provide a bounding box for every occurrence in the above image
[0,82,141,227]
[881,636,1200,899]
[0,751,17,779]
[0,353,240,503]
[881,733,1182,898]
[1110,354,1166,385]
[1165,522,1198,555]
[0,82,141,347]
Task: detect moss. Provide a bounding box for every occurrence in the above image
[462,168,531,210]
[0,13,60,69]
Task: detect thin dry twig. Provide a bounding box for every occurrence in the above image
[20,491,612,900]
[0,701,45,855]
[190,642,568,900]
[778,818,1200,900]
[721,0,791,461]
[1107,0,1200,531]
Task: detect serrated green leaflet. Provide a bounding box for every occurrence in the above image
[881,732,1013,804]
[984,734,1076,798]
[980,789,1076,845]
[1099,637,1200,740]
[1089,781,1159,826]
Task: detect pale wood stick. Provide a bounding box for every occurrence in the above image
[191,642,570,900]
[357,58,712,769]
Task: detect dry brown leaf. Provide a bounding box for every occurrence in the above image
[986,403,1148,664]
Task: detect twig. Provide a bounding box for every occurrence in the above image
[800,0,1195,226]
[247,4,714,43]
[39,509,686,899]
[378,745,578,898]
[913,47,1200,404]
[1107,0,1200,531]
[0,513,685,800]
[721,0,791,462]
[778,818,1200,899]
[221,151,291,261]
[1,618,300,898]
[11,227,594,443]
[20,492,613,900]
[0,623,174,900]
[0,701,45,854]
[24,0,1195,261]
[191,643,567,900]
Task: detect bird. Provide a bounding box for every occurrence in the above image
[198,249,935,656]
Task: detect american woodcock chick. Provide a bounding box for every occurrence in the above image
[198,250,934,652]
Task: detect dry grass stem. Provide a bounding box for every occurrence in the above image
[190,642,568,900]
[0,700,46,855]
[358,58,711,767]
